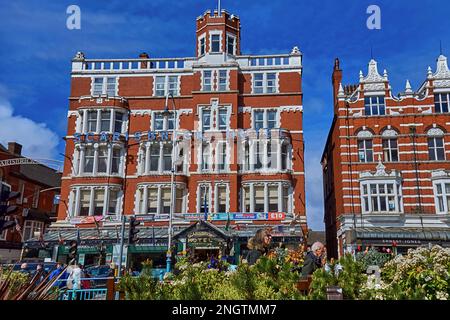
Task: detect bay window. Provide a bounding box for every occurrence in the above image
[433,179,450,214]
[241,182,292,213]
[360,181,402,213]
[136,184,185,215]
[70,186,122,218]
[140,141,175,174]
[77,144,124,176]
[80,109,126,134]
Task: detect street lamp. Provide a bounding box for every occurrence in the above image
[163,92,176,273]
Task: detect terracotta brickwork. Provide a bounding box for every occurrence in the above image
[322,56,450,258]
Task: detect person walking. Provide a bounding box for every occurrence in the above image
[245,229,272,265]
[301,241,325,278]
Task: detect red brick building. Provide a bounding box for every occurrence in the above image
[47,10,306,266]
[322,55,450,258]
[0,142,61,263]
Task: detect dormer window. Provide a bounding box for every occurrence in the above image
[364,96,385,116]
[434,93,449,113]
[211,34,221,53]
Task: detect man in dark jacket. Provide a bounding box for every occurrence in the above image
[301,242,325,278]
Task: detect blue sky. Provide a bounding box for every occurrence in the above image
[0,0,449,230]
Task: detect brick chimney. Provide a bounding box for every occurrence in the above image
[8,142,22,156]
[332,58,343,114]
[139,52,149,69]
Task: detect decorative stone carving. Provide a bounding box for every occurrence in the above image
[381,129,397,137]
[73,51,85,61]
[291,46,301,55]
[375,159,387,176]
[357,130,373,138]
[431,169,450,179]
[361,59,386,83]
[427,127,444,136]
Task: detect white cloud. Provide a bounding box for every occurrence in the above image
[0,98,59,160]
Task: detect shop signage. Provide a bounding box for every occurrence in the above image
[180,212,286,221]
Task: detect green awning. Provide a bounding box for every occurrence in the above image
[128,245,167,253]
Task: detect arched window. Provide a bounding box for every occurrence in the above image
[427,128,445,161]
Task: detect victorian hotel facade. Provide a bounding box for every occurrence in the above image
[322,55,450,258]
[38,10,306,266]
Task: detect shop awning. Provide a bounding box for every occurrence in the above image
[352,227,450,246]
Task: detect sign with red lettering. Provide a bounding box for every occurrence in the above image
[268,212,285,220]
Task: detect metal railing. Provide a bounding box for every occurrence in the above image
[59,288,107,300]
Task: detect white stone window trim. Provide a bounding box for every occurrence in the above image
[251,72,279,94]
[153,75,180,97]
[201,69,230,92]
[215,141,230,173]
[151,110,179,131]
[68,185,123,219]
[251,108,280,130]
[199,104,231,131]
[209,30,223,53]
[78,108,127,134]
[214,183,230,213]
[201,70,214,92]
[135,183,186,215]
[73,142,124,177]
[138,140,179,175]
[241,138,292,173]
[432,179,450,214]
[427,128,446,161]
[91,76,118,97]
[197,183,213,213]
[241,181,292,214]
[226,32,237,56]
[199,140,213,173]
[359,178,403,214]
[198,32,207,57]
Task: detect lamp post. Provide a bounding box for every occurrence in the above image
[163,93,177,273]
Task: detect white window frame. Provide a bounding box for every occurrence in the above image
[241,182,292,214]
[382,138,399,162]
[215,141,229,172]
[197,184,212,214]
[75,143,124,177]
[69,186,122,218]
[209,30,223,53]
[214,183,230,213]
[139,141,176,174]
[22,220,44,242]
[154,75,180,97]
[91,77,118,97]
[360,180,403,214]
[358,139,374,163]
[252,109,279,130]
[135,184,186,216]
[433,179,450,214]
[202,70,213,91]
[81,109,126,134]
[226,33,236,55]
[199,105,230,131]
[364,95,386,116]
[428,136,446,161]
[252,72,279,94]
[198,33,206,56]
[151,111,176,131]
[434,93,449,113]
